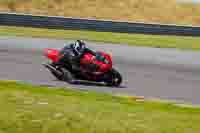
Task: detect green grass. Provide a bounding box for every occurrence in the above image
[1,26,200,51]
[0,80,200,133]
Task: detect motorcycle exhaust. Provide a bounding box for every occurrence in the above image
[42,63,63,76]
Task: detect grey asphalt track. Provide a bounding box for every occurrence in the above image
[0,36,200,105]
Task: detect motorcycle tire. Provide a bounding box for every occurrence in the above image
[43,63,74,83]
[59,68,75,84]
[105,68,122,87]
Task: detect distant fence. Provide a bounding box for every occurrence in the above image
[0,12,200,36]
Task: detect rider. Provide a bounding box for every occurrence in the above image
[53,40,97,72]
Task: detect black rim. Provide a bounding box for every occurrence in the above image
[113,74,122,86]
[106,70,122,86]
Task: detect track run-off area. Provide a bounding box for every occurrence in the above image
[0,36,200,105]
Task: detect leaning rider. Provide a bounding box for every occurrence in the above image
[52,40,97,72]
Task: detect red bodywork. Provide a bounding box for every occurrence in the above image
[43,48,112,74]
[80,52,112,74]
[43,48,59,62]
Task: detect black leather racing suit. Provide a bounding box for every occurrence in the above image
[53,43,96,72]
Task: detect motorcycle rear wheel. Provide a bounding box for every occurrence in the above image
[59,67,75,84]
[44,63,74,83]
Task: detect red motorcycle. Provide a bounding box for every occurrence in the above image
[42,48,122,87]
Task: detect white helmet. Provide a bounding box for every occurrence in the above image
[73,40,86,55]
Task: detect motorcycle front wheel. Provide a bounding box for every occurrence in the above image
[105,68,122,87]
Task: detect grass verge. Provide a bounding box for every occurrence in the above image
[0,26,200,51]
[0,80,200,133]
